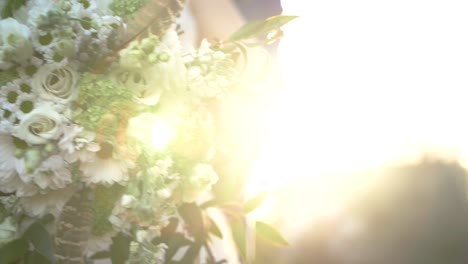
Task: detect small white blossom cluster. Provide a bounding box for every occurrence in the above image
[0,0,238,257]
[0,0,122,210]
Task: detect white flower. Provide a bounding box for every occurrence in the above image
[156,188,172,199]
[14,0,55,25]
[136,230,150,243]
[0,133,39,196]
[85,231,116,258]
[32,155,72,190]
[15,104,64,144]
[0,217,17,246]
[120,194,136,208]
[0,133,18,183]
[171,106,216,161]
[58,124,99,163]
[95,0,113,14]
[32,64,79,104]
[148,157,173,178]
[149,50,187,95]
[0,18,33,69]
[80,147,134,185]
[182,163,218,203]
[161,29,183,54]
[20,186,74,217]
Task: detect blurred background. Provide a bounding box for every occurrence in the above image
[230,0,468,263]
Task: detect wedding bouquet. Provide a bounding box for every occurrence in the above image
[0,0,294,263]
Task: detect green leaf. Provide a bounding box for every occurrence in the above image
[2,0,27,18]
[160,217,179,236]
[90,251,111,260]
[25,251,51,264]
[179,242,202,264]
[208,217,223,239]
[161,233,193,261]
[243,192,267,214]
[219,202,244,218]
[178,203,205,240]
[110,233,131,264]
[231,218,247,262]
[23,222,54,262]
[0,238,28,264]
[255,221,289,246]
[229,15,298,42]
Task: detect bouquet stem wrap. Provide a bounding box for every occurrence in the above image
[54,187,95,264]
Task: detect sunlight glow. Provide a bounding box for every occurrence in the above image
[246,0,468,225]
[150,119,174,152]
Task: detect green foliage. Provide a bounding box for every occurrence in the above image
[231,218,248,263]
[244,192,267,214]
[229,15,298,44]
[23,221,55,262]
[92,185,125,236]
[0,218,55,264]
[1,0,27,18]
[207,217,223,239]
[74,73,136,132]
[110,233,131,264]
[0,239,28,264]
[0,68,18,87]
[178,203,205,240]
[110,0,149,18]
[255,221,289,247]
[24,251,50,264]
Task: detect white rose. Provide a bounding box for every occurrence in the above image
[16,104,63,144]
[0,18,33,69]
[0,217,17,246]
[32,65,79,104]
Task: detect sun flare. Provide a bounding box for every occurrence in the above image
[150,119,174,152]
[246,0,468,223]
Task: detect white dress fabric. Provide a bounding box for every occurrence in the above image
[177,6,199,50]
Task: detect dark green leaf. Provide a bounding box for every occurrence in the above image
[25,250,50,264]
[231,218,247,262]
[208,217,223,239]
[178,203,205,239]
[110,233,131,264]
[200,199,218,209]
[256,221,289,246]
[243,192,267,214]
[229,15,298,42]
[179,243,202,264]
[90,251,111,259]
[23,222,54,262]
[160,217,179,236]
[219,202,244,218]
[163,233,194,261]
[0,238,28,264]
[2,0,27,18]
[229,20,264,41]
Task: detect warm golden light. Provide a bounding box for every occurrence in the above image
[246,0,468,227]
[150,119,174,152]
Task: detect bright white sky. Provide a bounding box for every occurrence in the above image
[247,0,468,233]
